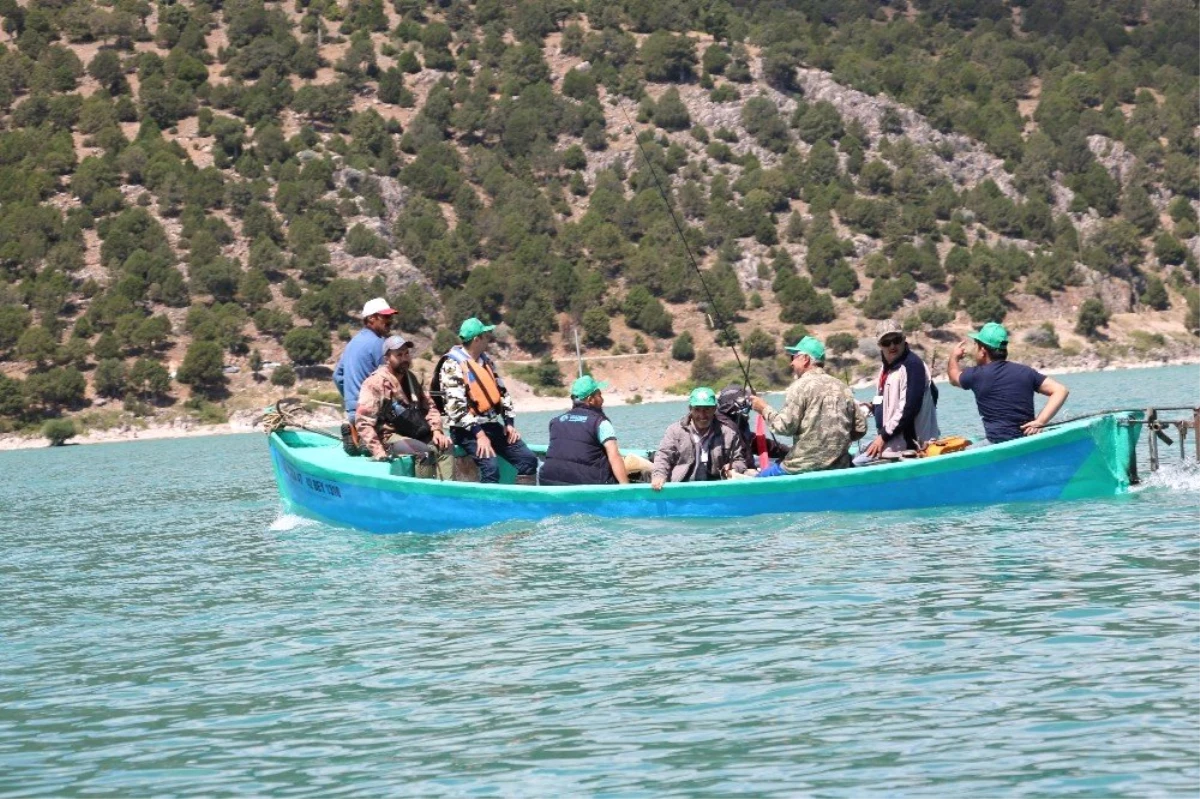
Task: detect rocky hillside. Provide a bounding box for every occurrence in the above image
[0,0,1196,435]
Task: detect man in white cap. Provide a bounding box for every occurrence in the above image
[333,297,396,424]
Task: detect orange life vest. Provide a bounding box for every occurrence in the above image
[443,348,504,416]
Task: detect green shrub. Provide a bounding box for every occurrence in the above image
[671,331,695,361]
[918,304,954,328]
[42,418,77,446]
[966,294,1007,325]
[93,358,128,398]
[1023,323,1060,349]
[344,223,390,258]
[270,363,297,387]
[741,328,776,359]
[652,87,690,131]
[780,324,808,347]
[1140,275,1170,310]
[283,326,332,365]
[826,332,858,356]
[508,355,565,395]
[1075,298,1110,338]
[177,340,227,394]
[1184,288,1199,331]
[581,307,611,346]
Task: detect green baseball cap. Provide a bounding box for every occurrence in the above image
[785,335,826,361]
[458,317,496,342]
[969,322,1009,350]
[688,386,718,407]
[570,374,607,400]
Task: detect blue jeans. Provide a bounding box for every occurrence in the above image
[451,424,539,483]
[755,462,789,478]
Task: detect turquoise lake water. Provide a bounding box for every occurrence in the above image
[1,365,1198,797]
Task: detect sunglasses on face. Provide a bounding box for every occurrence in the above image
[880,336,904,347]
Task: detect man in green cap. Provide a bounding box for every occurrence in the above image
[948,322,1070,443]
[651,386,748,490]
[432,317,538,483]
[749,336,867,476]
[540,375,631,486]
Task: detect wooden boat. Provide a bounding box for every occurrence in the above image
[267,411,1143,534]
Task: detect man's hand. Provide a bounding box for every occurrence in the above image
[947,342,969,387]
[371,454,391,462]
[432,430,451,450]
[750,396,769,415]
[1021,419,1045,436]
[864,434,886,458]
[651,475,665,491]
[505,424,521,444]
[475,431,495,459]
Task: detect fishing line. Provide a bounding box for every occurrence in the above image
[618,102,754,392]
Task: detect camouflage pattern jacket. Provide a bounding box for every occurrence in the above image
[761,367,868,473]
[355,365,443,460]
[437,347,516,432]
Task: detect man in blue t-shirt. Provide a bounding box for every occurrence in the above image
[948,322,1070,443]
[332,297,396,422]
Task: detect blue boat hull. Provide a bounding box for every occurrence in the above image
[268,413,1139,534]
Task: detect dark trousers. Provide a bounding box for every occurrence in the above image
[451,424,539,483]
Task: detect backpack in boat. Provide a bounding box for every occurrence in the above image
[381,372,432,443]
[919,436,971,458]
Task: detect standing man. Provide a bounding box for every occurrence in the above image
[355,335,451,473]
[948,322,1069,444]
[540,375,630,486]
[333,297,396,423]
[854,319,940,466]
[651,386,748,490]
[748,336,867,476]
[435,317,539,484]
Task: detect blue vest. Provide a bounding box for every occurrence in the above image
[540,403,616,486]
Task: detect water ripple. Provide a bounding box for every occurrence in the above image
[2,366,1199,797]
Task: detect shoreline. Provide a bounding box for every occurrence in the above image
[1,356,1196,452]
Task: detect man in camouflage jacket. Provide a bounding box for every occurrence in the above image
[749,336,867,475]
[435,318,538,484]
[356,335,450,463]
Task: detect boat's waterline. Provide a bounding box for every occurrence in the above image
[269,413,1141,534]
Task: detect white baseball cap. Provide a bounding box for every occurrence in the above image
[361,297,396,319]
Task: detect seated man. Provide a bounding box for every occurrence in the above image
[434,317,539,484]
[748,336,867,476]
[854,319,940,466]
[948,322,1069,444]
[651,387,748,491]
[540,375,630,486]
[355,335,451,475]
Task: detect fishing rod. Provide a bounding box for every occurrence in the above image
[1043,405,1198,429]
[618,102,754,393]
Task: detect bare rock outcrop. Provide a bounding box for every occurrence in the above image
[790,68,1021,200]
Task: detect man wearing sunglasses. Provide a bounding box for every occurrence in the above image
[853,319,940,466]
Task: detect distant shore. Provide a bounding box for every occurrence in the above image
[0,356,1196,452]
